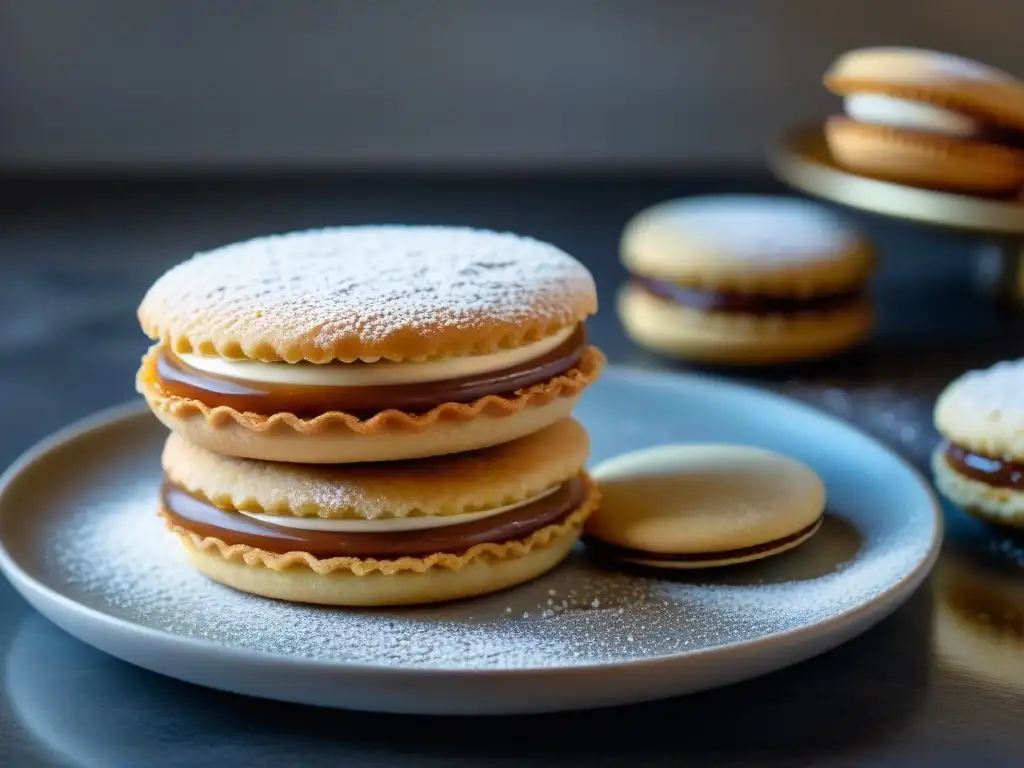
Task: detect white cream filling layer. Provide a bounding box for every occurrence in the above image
[844,93,980,138]
[176,326,576,387]
[238,486,561,532]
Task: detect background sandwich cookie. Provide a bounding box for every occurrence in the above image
[933,359,1024,529]
[824,47,1024,193]
[158,419,599,606]
[585,444,825,569]
[618,195,875,365]
[137,225,603,463]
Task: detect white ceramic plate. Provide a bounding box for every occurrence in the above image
[0,367,941,715]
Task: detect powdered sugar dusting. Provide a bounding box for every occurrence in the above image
[22,371,938,672]
[43,478,922,671]
[941,358,1024,417]
[636,196,862,266]
[139,226,596,362]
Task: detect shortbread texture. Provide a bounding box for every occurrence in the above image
[139,225,598,363]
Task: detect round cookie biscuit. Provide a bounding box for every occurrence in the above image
[620,195,874,294]
[136,225,603,463]
[157,419,599,606]
[935,359,1024,458]
[933,359,1024,528]
[617,195,875,365]
[825,47,1024,129]
[825,118,1024,194]
[139,225,598,363]
[183,530,581,607]
[585,444,825,569]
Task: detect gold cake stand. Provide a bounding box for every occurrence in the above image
[770,124,1024,304]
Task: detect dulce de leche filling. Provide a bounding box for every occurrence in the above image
[160,476,587,559]
[634,277,862,316]
[943,441,1024,489]
[149,325,587,418]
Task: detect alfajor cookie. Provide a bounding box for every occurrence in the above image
[137,226,603,463]
[933,359,1024,529]
[618,195,875,365]
[584,444,825,568]
[158,418,599,606]
[824,47,1024,194]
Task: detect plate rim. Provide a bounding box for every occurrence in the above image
[0,366,943,678]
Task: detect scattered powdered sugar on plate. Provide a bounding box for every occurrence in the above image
[44,477,922,671]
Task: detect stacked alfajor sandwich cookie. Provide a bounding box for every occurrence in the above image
[136,225,604,606]
[824,47,1024,194]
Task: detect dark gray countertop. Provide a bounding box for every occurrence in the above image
[0,176,1022,767]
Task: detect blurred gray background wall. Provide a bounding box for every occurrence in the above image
[3,0,1023,172]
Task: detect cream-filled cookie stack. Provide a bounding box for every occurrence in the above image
[824,47,1024,194]
[933,359,1024,529]
[137,225,604,605]
[618,195,875,365]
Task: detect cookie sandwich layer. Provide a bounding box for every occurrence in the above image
[618,196,875,364]
[159,420,599,605]
[824,47,1024,192]
[933,359,1024,528]
[137,226,603,462]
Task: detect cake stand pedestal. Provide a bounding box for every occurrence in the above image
[770,124,1024,304]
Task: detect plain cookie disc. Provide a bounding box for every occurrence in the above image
[585,444,825,568]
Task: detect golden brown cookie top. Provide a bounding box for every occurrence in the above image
[825,47,1024,129]
[161,417,590,519]
[935,358,1024,458]
[586,444,825,554]
[139,225,597,363]
[620,195,874,294]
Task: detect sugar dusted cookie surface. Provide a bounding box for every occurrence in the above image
[139,225,598,363]
[136,225,603,464]
[621,195,872,292]
[586,444,825,569]
[617,195,874,365]
[935,358,1024,458]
